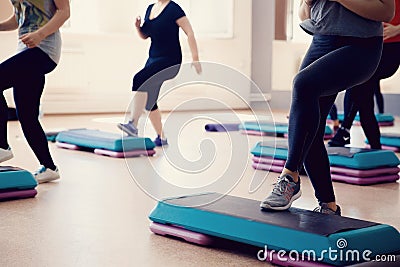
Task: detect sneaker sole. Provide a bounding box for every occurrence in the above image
[260,190,302,210]
[37,176,60,184]
[117,124,138,137]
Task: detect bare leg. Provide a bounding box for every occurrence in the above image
[149,108,165,139]
[128,91,147,127]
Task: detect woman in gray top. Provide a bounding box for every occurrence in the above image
[0,0,70,183]
[261,0,395,214]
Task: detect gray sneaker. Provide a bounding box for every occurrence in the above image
[117,121,138,137]
[34,165,60,184]
[260,174,301,210]
[0,147,13,163]
[314,203,341,215]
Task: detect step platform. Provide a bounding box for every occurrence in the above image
[204,123,240,132]
[55,129,156,158]
[149,193,400,266]
[250,141,400,185]
[45,128,68,142]
[0,166,38,201]
[329,113,395,127]
[240,122,333,139]
[366,133,400,152]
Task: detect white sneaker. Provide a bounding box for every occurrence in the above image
[0,147,13,163]
[34,165,60,184]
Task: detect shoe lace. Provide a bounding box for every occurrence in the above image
[272,176,291,196]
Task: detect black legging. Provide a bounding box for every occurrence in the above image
[0,48,57,170]
[341,42,400,149]
[286,35,382,203]
[132,56,181,111]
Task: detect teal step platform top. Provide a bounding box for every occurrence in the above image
[149,193,400,266]
[368,133,400,148]
[240,122,332,135]
[330,113,395,123]
[0,166,37,190]
[251,140,400,170]
[55,129,155,152]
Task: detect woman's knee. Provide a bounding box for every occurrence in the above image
[292,73,316,100]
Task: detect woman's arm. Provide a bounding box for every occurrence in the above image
[331,0,395,22]
[299,0,312,21]
[20,0,70,48]
[0,14,18,31]
[177,16,201,74]
[383,22,400,40]
[135,16,148,39]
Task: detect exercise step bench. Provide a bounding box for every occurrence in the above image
[251,140,400,185]
[149,193,400,266]
[240,122,333,139]
[56,129,156,158]
[0,166,38,201]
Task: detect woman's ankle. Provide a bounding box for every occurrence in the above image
[281,168,299,183]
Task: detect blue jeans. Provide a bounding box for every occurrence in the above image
[285,35,383,203]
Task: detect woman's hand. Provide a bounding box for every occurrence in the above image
[191,61,202,74]
[135,16,141,28]
[383,22,400,40]
[20,31,45,48]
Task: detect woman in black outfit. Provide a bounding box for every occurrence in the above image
[118,0,201,146]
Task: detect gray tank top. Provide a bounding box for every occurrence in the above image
[300,0,382,37]
[13,0,61,64]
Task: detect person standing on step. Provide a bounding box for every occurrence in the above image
[0,0,70,183]
[329,0,400,149]
[261,0,394,215]
[118,0,202,147]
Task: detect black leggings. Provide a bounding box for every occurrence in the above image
[341,42,400,149]
[286,35,382,203]
[0,48,57,170]
[132,56,181,111]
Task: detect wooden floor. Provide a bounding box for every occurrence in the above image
[0,111,399,267]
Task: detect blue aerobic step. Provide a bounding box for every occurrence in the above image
[251,140,400,170]
[331,113,395,123]
[56,129,155,152]
[380,133,400,148]
[0,166,37,190]
[149,193,400,266]
[240,122,332,136]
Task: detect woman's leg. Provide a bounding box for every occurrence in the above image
[374,85,385,114]
[285,37,382,174]
[130,91,148,127]
[0,51,33,150]
[372,42,400,114]
[353,81,382,149]
[304,94,337,208]
[262,36,382,210]
[14,76,56,170]
[327,88,358,147]
[0,48,55,154]
[11,48,57,170]
[149,107,164,139]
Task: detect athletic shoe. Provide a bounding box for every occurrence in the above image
[34,166,60,184]
[260,174,301,210]
[328,127,350,147]
[117,121,138,137]
[154,135,168,147]
[313,203,341,216]
[0,147,13,163]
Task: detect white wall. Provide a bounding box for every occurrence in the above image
[0,0,252,114]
